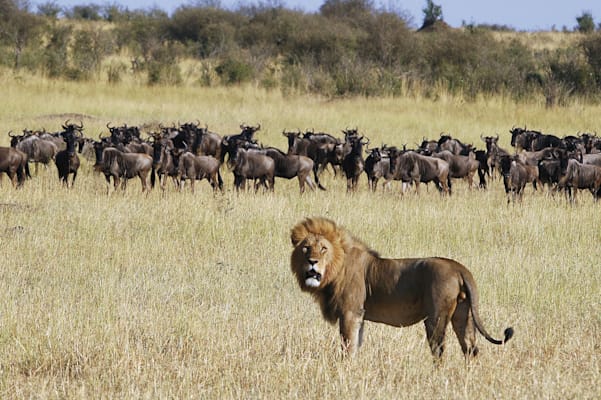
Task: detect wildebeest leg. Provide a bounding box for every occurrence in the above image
[217,170,224,191]
[297,174,305,193]
[71,170,77,188]
[8,171,17,188]
[139,173,149,192]
[234,175,244,191]
[445,177,452,195]
[313,164,326,190]
[304,175,316,192]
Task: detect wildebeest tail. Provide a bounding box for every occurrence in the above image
[150,166,156,188]
[24,162,31,179]
[462,272,514,345]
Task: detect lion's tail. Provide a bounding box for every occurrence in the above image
[463,272,514,345]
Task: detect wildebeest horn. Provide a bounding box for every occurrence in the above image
[107,122,112,130]
[256,123,261,131]
[8,130,14,137]
[480,133,485,141]
[494,133,499,140]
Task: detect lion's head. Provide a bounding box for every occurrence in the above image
[290,217,348,291]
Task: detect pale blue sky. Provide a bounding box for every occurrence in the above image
[34,0,601,31]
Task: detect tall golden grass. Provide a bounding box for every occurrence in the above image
[0,72,599,399]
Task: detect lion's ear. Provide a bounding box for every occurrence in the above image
[290,224,308,247]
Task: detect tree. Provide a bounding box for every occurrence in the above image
[0,0,44,69]
[576,11,595,33]
[420,0,443,30]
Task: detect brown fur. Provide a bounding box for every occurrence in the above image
[290,217,513,358]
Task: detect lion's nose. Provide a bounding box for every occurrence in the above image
[308,259,318,267]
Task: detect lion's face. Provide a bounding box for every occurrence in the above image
[292,234,335,289]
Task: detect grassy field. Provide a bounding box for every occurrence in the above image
[0,74,599,399]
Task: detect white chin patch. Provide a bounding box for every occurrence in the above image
[305,277,321,288]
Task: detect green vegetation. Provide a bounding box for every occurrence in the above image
[1,0,601,104]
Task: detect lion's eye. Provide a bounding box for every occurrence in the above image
[302,246,309,254]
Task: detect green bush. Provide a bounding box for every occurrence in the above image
[215,58,254,85]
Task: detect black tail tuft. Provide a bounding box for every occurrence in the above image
[503,327,514,343]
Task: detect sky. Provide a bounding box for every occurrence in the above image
[32,0,601,31]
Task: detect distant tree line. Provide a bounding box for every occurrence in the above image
[2,0,601,105]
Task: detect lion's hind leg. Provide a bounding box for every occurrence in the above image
[451,299,479,358]
[424,308,454,358]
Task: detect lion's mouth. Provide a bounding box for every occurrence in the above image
[304,269,322,288]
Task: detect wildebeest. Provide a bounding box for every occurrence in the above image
[437,133,473,155]
[537,157,562,193]
[283,130,328,190]
[499,155,538,203]
[0,146,29,188]
[389,150,450,195]
[259,147,317,193]
[364,147,394,191]
[431,150,479,193]
[582,152,601,168]
[510,127,564,152]
[9,130,58,174]
[342,135,368,192]
[54,121,83,187]
[170,148,223,193]
[474,149,489,188]
[100,147,153,194]
[303,130,343,176]
[229,148,275,192]
[418,137,439,154]
[150,135,178,190]
[480,133,509,179]
[559,158,601,202]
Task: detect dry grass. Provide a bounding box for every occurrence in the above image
[0,73,599,399]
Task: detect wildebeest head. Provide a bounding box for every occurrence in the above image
[480,133,499,153]
[239,123,261,141]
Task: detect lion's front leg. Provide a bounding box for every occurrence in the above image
[339,309,365,357]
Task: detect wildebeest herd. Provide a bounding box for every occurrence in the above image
[2,120,601,203]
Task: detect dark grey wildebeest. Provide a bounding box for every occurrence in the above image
[170,148,223,193]
[100,147,153,194]
[0,146,29,188]
[389,150,450,195]
[559,158,601,203]
[230,148,275,192]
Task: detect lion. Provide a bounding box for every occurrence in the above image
[290,216,514,358]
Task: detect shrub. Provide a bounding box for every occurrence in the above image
[215,57,254,85]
